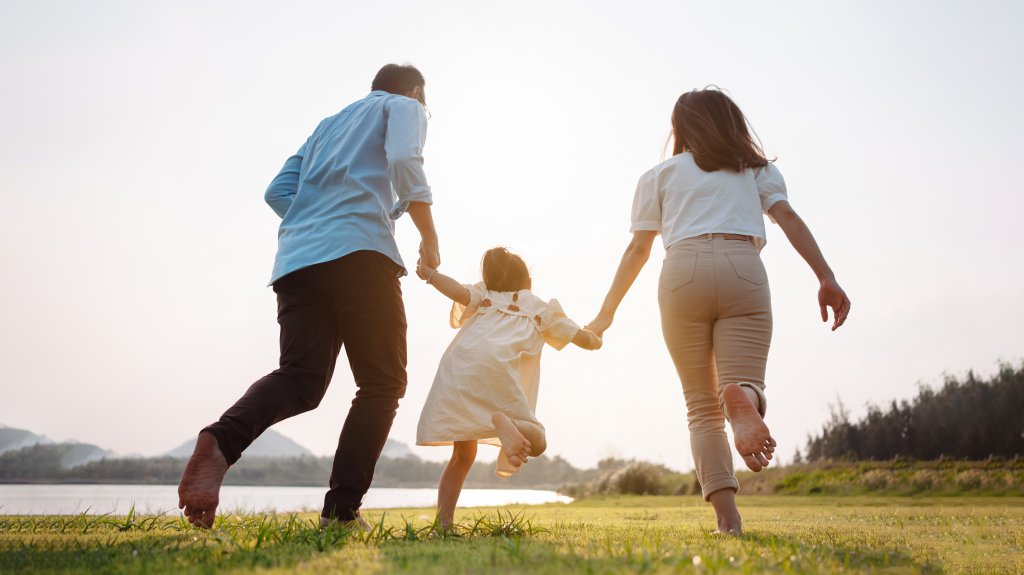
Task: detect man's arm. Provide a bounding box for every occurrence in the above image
[264,144,306,218]
[385,98,432,219]
[407,202,440,270]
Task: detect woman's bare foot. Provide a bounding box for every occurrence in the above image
[722,384,776,472]
[708,487,742,535]
[491,412,531,467]
[177,431,229,528]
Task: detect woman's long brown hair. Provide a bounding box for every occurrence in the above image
[671,87,770,172]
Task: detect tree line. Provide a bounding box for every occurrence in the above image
[802,362,1024,462]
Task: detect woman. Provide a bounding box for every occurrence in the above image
[587,87,850,534]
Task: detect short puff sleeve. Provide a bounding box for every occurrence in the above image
[754,163,788,218]
[450,283,486,328]
[540,299,581,350]
[629,169,662,233]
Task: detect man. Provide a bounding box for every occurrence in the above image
[177,64,439,528]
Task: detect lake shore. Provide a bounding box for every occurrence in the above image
[0,485,571,516]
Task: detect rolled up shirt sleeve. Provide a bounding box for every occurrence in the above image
[630,169,662,233]
[385,98,432,219]
[264,139,310,218]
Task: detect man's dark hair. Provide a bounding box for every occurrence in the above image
[371,64,426,104]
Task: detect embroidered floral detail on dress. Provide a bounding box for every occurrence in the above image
[508,304,520,312]
[534,314,543,325]
[512,292,519,302]
[480,298,492,308]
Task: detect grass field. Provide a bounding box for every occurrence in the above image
[2,495,1022,574]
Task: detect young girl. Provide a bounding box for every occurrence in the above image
[587,87,850,534]
[415,247,602,528]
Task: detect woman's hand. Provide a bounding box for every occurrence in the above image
[588,231,656,339]
[819,277,850,331]
[585,312,614,337]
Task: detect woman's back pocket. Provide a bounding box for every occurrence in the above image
[726,251,767,285]
[660,253,698,291]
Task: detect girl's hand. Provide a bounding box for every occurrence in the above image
[818,277,850,331]
[416,263,436,282]
[585,313,613,337]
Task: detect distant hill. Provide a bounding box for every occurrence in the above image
[0,425,53,455]
[165,430,415,460]
[164,429,313,458]
[0,425,115,469]
[381,438,414,459]
[0,424,419,484]
[0,441,119,479]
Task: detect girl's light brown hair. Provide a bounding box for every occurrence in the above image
[481,247,531,293]
[671,87,770,172]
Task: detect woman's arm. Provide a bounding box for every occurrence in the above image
[767,200,851,330]
[416,264,471,306]
[571,328,603,350]
[586,231,658,336]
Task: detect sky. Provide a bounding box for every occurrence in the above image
[1,0,1022,473]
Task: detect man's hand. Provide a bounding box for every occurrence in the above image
[818,277,851,331]
[418,240,440,272]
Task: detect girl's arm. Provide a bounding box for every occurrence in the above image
[416,264,471,306]
[586,231,658,336]
[571,328,603,350]
[767,200,851,331]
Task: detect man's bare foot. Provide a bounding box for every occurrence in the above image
[722,384,776,472]
[491,412,531,467]
[177,431,229,529]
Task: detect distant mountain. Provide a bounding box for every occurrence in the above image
[164,429,313,458]
[381,438,414,459]
[0,425,54,455]
[1,423,415,469]
[165,430,416,460]
[55,442,118,468]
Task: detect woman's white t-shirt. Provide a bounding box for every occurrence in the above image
[630,152,788,250]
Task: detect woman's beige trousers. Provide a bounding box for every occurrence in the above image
[658,235,771,500]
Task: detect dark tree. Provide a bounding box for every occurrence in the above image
[805,363,1024,461]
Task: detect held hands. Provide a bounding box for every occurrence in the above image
[819,277,851,331]
[418,239,440,272]
[584,312,613,338]
[416,263,436,283]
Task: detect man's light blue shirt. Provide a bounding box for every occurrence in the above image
[264,91,432,284]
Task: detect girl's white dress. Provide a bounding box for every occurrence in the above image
[416,283,581,476]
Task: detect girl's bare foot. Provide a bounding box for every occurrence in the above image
[722,384,776,472]
[491,412,531,467]
[177,432,229,528]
